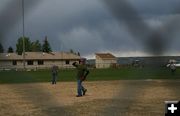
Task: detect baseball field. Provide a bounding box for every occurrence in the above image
[0,68,180,116]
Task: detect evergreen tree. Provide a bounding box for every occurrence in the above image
[42,36,52,53]
[70,49,74,54]
[0,43,4,53]
[77,52,80,56]
[7,46,14,53]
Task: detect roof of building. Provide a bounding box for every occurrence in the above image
[95,53,116,59]
[0,53,22,60]
[0,52,81,60]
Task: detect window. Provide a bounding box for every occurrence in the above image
[65,60,70,64]
[38,60,44,65]
[27,60,33,65]
[12,61,17,65]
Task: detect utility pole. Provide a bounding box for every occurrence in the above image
[22,0,25,70]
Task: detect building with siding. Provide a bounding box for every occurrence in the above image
[95,53,117,68]
[0,52,81,70]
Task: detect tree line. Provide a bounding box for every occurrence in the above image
[0,36,52,55]
[0,36,80,56]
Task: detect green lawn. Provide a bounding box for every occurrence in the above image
[0,67,179,84]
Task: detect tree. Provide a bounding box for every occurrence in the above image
[31,40,42,52]
[77,52,80,56]
[7,46,14,53]
[0,43,4,53]
[70,49,74,54]
[16,37,31,55]
[42,36,52,53]
[69,49,80,56]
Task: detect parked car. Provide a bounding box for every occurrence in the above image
[166,61,180,67]
[132,60,144,67]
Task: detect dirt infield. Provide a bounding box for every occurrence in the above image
[0,80,180,116]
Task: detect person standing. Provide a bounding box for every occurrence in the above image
[169,62,176,75]
[72,59,89,97]
[51,65,58,84]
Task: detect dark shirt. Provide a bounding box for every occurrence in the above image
[72,62,89,80]
[52,65,58,75]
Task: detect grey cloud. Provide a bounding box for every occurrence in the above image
[128,0,180,15]
[0,0,41,44]
[58,27,105,54]
[103,0,180,55]
[1,0,180,57]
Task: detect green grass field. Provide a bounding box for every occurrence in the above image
[0,67,179,84]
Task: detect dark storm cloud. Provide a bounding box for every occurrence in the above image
[0,0,42,44]
[16,0,143,54]
[128,0,180,15]
[1,0,180,56]
[103,0,180,55]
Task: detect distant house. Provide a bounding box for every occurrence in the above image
[95,53,117,68]
[0,52,81,70]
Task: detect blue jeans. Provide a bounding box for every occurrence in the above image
[77,79,85,96]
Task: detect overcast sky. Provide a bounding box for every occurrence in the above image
[1,0,180,58]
